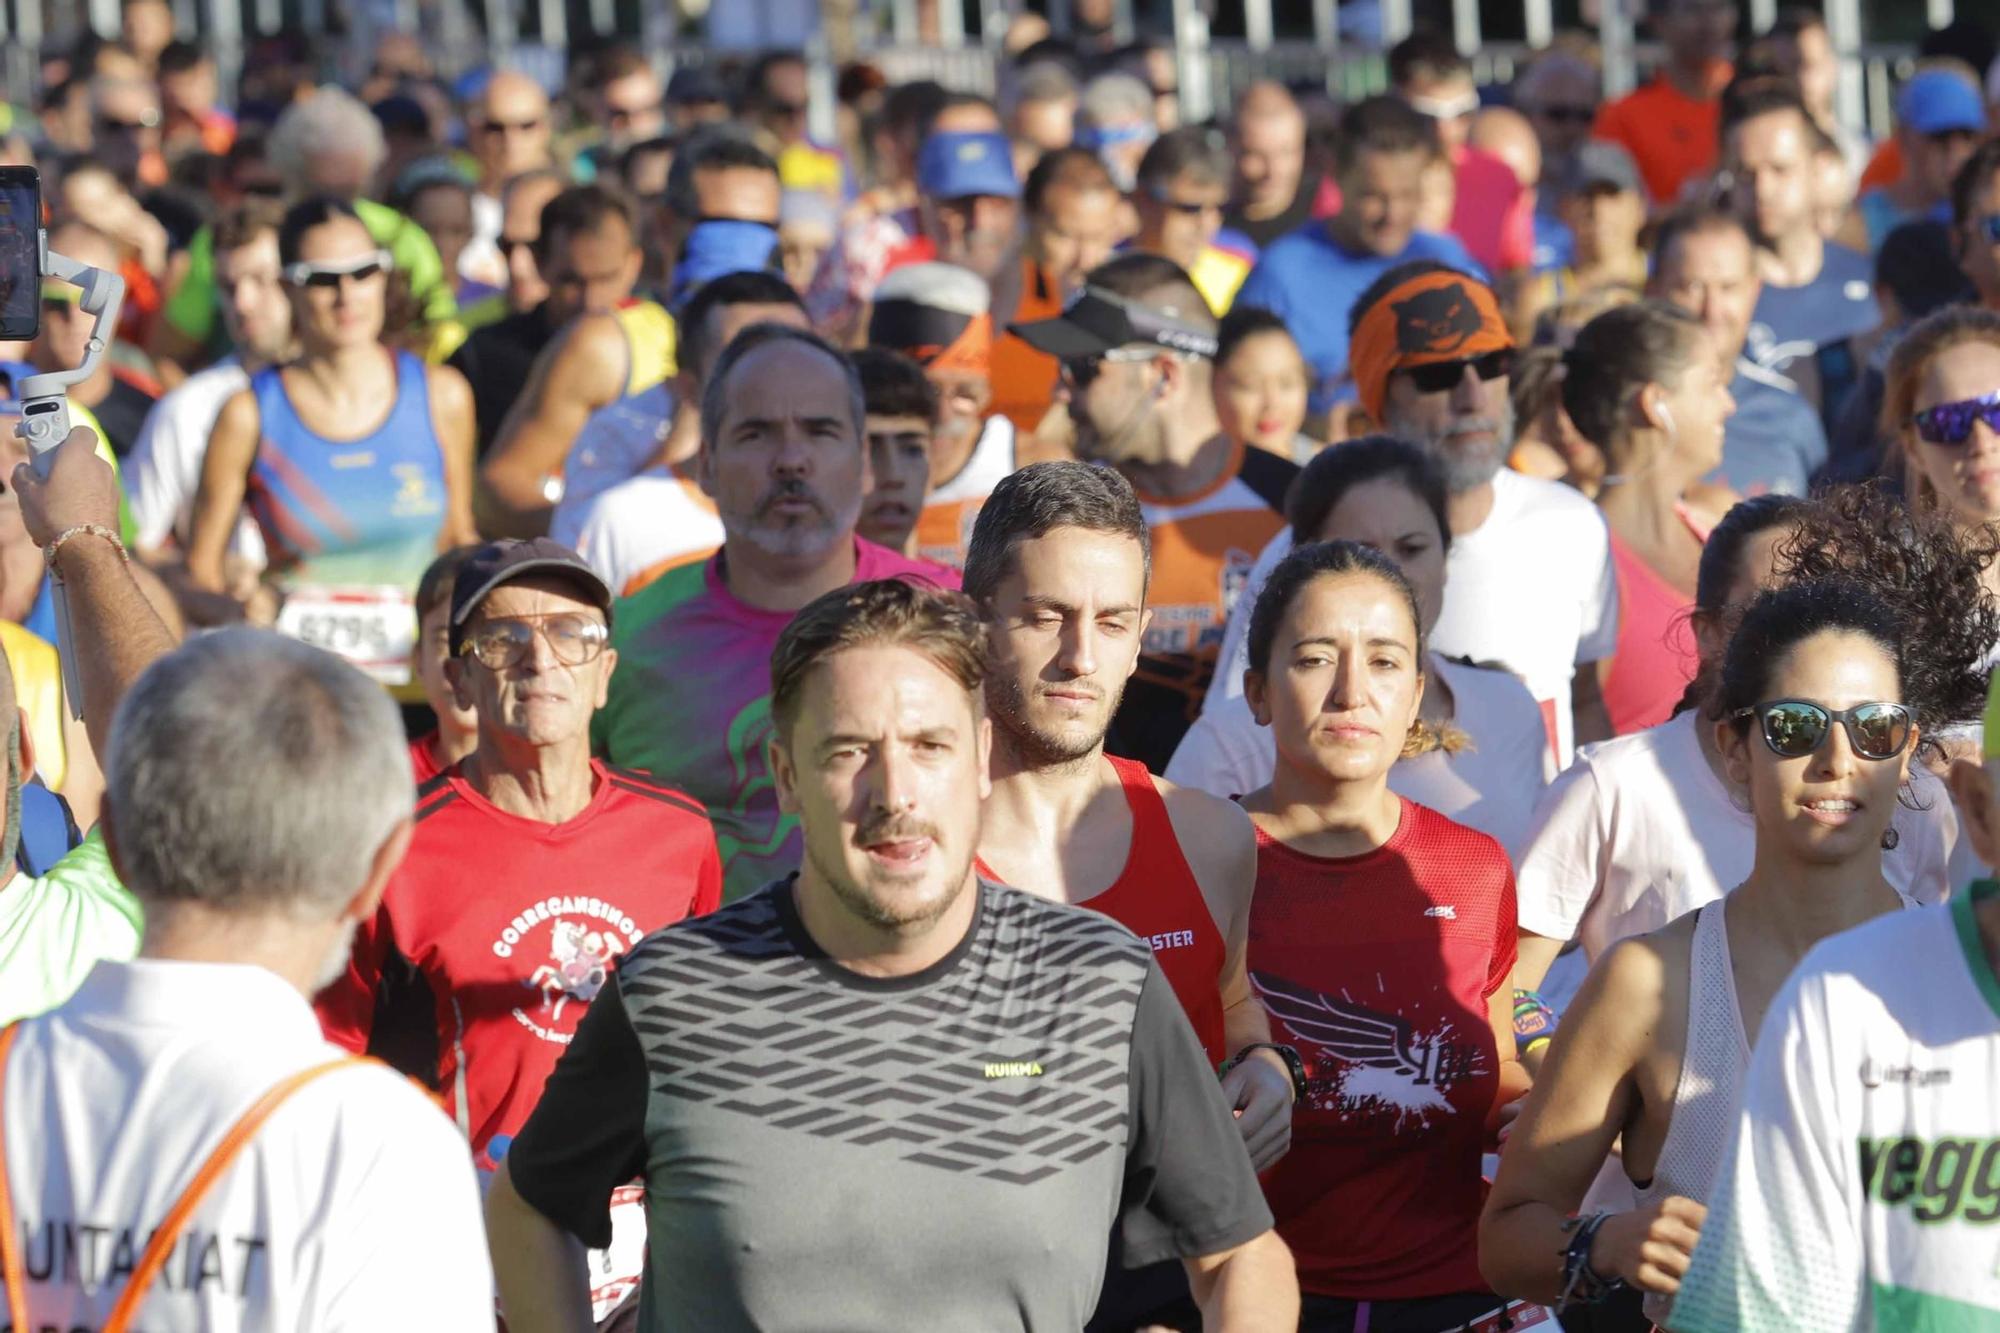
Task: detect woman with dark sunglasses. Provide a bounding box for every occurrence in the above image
[1884,305,2000,605]
[1482,576,1975,1330]
[186,196,478,694]
[1511,487,1981,1021]
[1562,301,1738,738]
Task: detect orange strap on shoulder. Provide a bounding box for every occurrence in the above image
[0,1019,364,1333]
[99,1054,364,1332]
[0,1022,26,1333]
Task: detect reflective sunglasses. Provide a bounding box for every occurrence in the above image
[1981,215,2000,246]
[283,249,393,289]
[1911,390,2000,447]
[1061,346,1159,390]
[1730,699,1914,761]
[1399,347,1514,395]
[460,613,610,671]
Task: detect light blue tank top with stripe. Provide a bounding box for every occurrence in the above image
[245,349,446,591]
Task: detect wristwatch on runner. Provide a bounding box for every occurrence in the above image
[1223,1042,1307,1103]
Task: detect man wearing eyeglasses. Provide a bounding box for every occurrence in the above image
[1131,127,1254,317]
[317,534,722,1331]
[445,168,565,458]
[461,72,555,296]
[1011,256,1297,771]
[573,46,667,185]
[1516,50,1603,208]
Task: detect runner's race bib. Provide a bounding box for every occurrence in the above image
[276,585,417,685]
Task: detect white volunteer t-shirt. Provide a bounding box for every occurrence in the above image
[550,382,676,549]
[122,358,267,565]
[1165,655,1549,859]
[572,465,724,596]
[1515,709,1956,965]
[1668,884,2000,1332]
[1203,468,1619,769]
[2,959,491,1330]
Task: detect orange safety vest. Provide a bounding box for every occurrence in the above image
[0,1022,369,1331]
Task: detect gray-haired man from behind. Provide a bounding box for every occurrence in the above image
[0,429,492,1328]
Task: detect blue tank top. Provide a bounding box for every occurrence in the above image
[246,349,447,591]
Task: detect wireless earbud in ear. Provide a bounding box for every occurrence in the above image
[1656,402,1677,438]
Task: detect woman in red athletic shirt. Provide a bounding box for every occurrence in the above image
[1564,301,1740,737]
[1238,539,1530,1332]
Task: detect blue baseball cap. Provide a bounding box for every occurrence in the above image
[669,218,783,313]
[1898,70,1986,136]
[917,131,1021,201]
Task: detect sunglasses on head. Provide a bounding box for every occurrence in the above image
[1911,390,2000,447]
[1731,700,1913,761]
[1398,347,1514,395]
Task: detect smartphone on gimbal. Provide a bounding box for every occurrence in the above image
[0,165,40,342]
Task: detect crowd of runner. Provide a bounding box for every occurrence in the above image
[2,1,2000,1329]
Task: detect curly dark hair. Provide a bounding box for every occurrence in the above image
[1758,484,2000,751]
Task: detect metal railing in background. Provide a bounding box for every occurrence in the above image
[0,0,1946,145]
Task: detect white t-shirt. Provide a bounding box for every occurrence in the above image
[1515,709,1956,965]
[2,958,492,1330]
[1667,883,2000,1332]
[550,382,676,549]
[122,359,266,565]
[572,465,725,596]
[1165,655,1550,859]
[1204,468,1619,769]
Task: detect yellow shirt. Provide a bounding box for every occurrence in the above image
[612,298,678,395]
[0,621,67,793]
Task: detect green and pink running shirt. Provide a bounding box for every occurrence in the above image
[593,539,958,903]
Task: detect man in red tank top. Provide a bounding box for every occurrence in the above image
[964,462,1303,1331]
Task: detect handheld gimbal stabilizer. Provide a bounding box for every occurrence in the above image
[18,232,127,717]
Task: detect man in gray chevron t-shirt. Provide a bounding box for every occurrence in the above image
[485,579,1298,1332]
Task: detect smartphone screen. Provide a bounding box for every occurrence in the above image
[0,167,39,343]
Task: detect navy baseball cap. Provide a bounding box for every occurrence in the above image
[449,538,612,656]
[1898,70,1986,136]
[1009,285,1219,362]
[917,130,1021,201]
[666,65,731,107]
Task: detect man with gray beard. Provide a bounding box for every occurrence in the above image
[1203,261,1618,765]
[594,325,959,902]
[0,428,491,1328]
